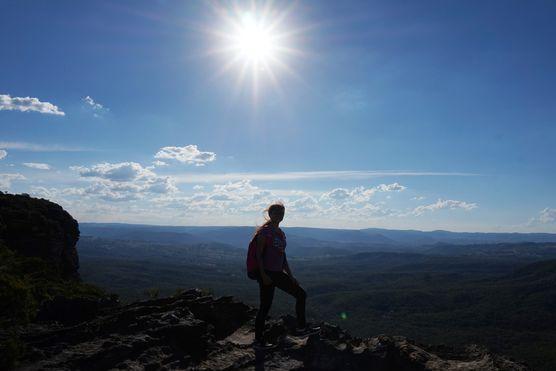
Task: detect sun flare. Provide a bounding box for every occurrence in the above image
[207,2,303,101]
[233,14,277,64]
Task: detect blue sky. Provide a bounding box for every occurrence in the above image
[1,0,555,231]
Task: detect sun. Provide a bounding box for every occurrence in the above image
[206,2,304,101]
[232,13,277,64]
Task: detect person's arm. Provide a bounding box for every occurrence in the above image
[283,253,298,284]
[256,233,272,285]
[283,253,291,275]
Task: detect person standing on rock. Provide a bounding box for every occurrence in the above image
[247,202,320,348]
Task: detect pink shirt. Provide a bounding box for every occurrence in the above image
[258,226,287,272]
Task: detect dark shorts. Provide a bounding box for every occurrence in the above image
[248,269,285,282]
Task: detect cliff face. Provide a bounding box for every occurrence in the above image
[0,192,80,279]
[16,288,528,371]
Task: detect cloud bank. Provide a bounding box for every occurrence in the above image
[69,161,178,201]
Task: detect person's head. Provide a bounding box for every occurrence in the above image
[266,202,285,224]
[255,202,285,234]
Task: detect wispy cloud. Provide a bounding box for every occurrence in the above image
[23,162,51,170]
[0,141,94,152]
[0,173,26,189]
[412,199,478,216]
[528,208,556,225]
[82,96,108,117]
[0,150,6,160]
[154,145,216,166]
[171,170,478,184]
[0,94,65,116]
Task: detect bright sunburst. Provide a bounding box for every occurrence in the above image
[206,2,303,101]
[233,13,278,64]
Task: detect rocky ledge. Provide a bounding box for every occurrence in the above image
[13,288,527,371]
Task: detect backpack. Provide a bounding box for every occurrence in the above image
[246,226,283,279]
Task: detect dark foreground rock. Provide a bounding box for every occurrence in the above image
[12,288,528,371]
[0,192,80,279]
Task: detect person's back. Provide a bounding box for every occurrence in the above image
[258,224,286,272]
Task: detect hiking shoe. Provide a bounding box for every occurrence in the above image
[294,325,321,336]
[253,338,276,349]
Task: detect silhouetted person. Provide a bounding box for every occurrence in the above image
[248,202,319,348]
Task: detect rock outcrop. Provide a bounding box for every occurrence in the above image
[15,288,528,371]
[0,192,80,279]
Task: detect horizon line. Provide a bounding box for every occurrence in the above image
[78,221,555,235]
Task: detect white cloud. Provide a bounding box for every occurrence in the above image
[82,96,108,117]
[68,177,177,202]
[0,141,92,152]
[0,94,65,116]
[321,188,352,201]
[83,181,144,202]
[170,180,397,220]
[288,195,321,213]
[154,145,216,166]
[173,179,278,215]
[24,175,483,228]
[412,196,425,201]
[83,96,103,110]
[152,160,168,167]
[193,184,204,190]
[73,162,155,182]
[529,208,556,225]
[320,183,406,204]
[376,182,406,192]
[539,208,556,224]
[0,173,26,190]
[68,161,178,201]
[23,162,51,170]
[0,150,6,160]
[143,176,178,194]
[412,199,478,216]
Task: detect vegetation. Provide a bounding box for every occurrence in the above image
[78,236,556,371]
[0,242,109,369]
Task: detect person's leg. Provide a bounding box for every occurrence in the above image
[267,271,307,328]
[255,276,275,341]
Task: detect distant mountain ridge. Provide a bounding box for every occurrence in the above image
[80,222,556,249]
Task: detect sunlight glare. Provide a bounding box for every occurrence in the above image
[234,13,277,64]
[207,1,304,102]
